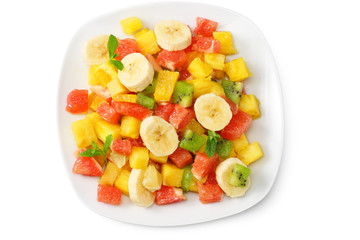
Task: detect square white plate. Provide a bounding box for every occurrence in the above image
[57,2,284,226]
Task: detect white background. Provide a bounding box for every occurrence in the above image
[1,0,359,239]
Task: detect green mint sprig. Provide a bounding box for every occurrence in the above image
[79,134,113,164]
[107,34,124,71]
[205,130,221,158]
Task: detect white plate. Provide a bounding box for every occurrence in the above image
[57,2,284,226]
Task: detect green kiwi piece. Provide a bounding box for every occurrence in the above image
[172,81,194,108]
[221,80,243,105]
[136,93,156,110]
[216,138,233,159]
[142,72,158,96]
[179,129,206,152]
[229,163,251,187]
[181,165,193,193]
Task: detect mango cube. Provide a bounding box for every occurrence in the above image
[162,163,184,187]
[149,152,168,164]
[239,94,261,119]
[119,116,141,139]
[237,141,264,166]
[120,16,142,35]
[213,31,237,55]
[142,165,162,192]
[114,169,131,196]
[134,28,149,39]
[187,57,213,78]
[94,120,122,143]
[184,119,205,135]
[129,147,149,169]
[107,78,129,98]
[89,95,107,112]
[99,162,120,186]
[225,57,252,81]
[154,70,179,102]
[71,118,98,149]
[185,77,212,98]
[135,29,160,55]
[89,61,118,87]
[232,134,250,154]
[204,53,226,70]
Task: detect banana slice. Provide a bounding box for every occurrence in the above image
[117,53,154,92]
[128,169,155,207]
[140,116,179,157]
[216,158,251,198]
[194,93,232,131]
[82,35,109,66]
[154,20,192,51]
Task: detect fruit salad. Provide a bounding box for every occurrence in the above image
[66,16,264,207]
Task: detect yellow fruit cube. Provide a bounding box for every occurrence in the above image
[154,70,179,102]
[184,119,205,135]
[149,152,168,164]
[142,165,162,192]
[114,169,131,196]
[135,29,160,55]
[187,57,213,78]
[86,112,102,124]
[213,69,225,79]
[185,77,212,98]
[99,162,120,186]
[224,57,252,81]
[209,81,225,96]
[129,147,149,169]
[162,163,184,187]
[204,53,226,70]
[239,94,261,119]
[120,16,142,35]
[213,31,237,55]
[119,116,141,139]
[112,94,137,103]
[108,151,128,169]
[71,118,98,149]
[89,61,118,87]
[237,141,264,166]
[189,179,198,193]
[89,95,107,112]
[94,120,122,143]
[232,134,250,154]
[107,78,129,98]
[134,28,149,38]
[88,65,100,85]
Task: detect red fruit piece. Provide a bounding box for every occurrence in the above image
[156,50,187,71]
[191,153,218,180]
[169,147,193,168]
[114,38,140,61]
[185,36,201,53]
[155,103,175,122]
[111,139,132,155]
[146,54,163,72]
[223,96,238,115]
[155,185,186,205]
[90,85,112,102]
[204,171,218,185]
[97,184,122,205]
[178,68,192,80]
[192,37,221,53]
[66,89,88,113]
[96,102,121,124]
[168,105,195,130]
[128,138,144,147]
[194,17,218,37]
[220,110,252,140]
[197,182,223,204]
[72,156,103,176]
[112,101,153,121]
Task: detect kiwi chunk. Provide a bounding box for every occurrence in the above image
[172,81,194,108]
[222,80,243,105]
[136,93,156,110]
[142,73,158,96]
[179,129,206,152]
[229,163,251,187]
[216,138,233,159]
[181,165,193,193]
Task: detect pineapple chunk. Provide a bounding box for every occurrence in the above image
[184,118,205,135]
[112,94,137,103]
[107,78,129,98]
[188,179,198,193]
[239,94,261,119]
[119,116,141,139]
[94,120,122,143]
[185,77,212,98]
[89,95,107,112]
[120,16,142,35]
[99,162,120,186]
[134,28,149,38]
[232,134,250,154]
[204,53,226,70]
[187,57,213,78]
[86,112,102,124]
[71,118,98,149]
[108,151,128,169]
[129,147,149,169]
[135,29,160,55]
[162,163,184,187]
[88,65,100,85]
[142,165,162,192]
[149,152,168,164]
[237,141,264,166]
[89,61,118,87]
[114,169,131,196]
[224,57,252,81]
[213,31,237,55]
[154,70,179,102]
[209,81,225,96]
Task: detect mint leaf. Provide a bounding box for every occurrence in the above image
[205,130,221,158]
[103,134,113,154]
[208,130,220,140]
[110,59,124,70]
[79,148,103,157]
[107,34,118,59]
